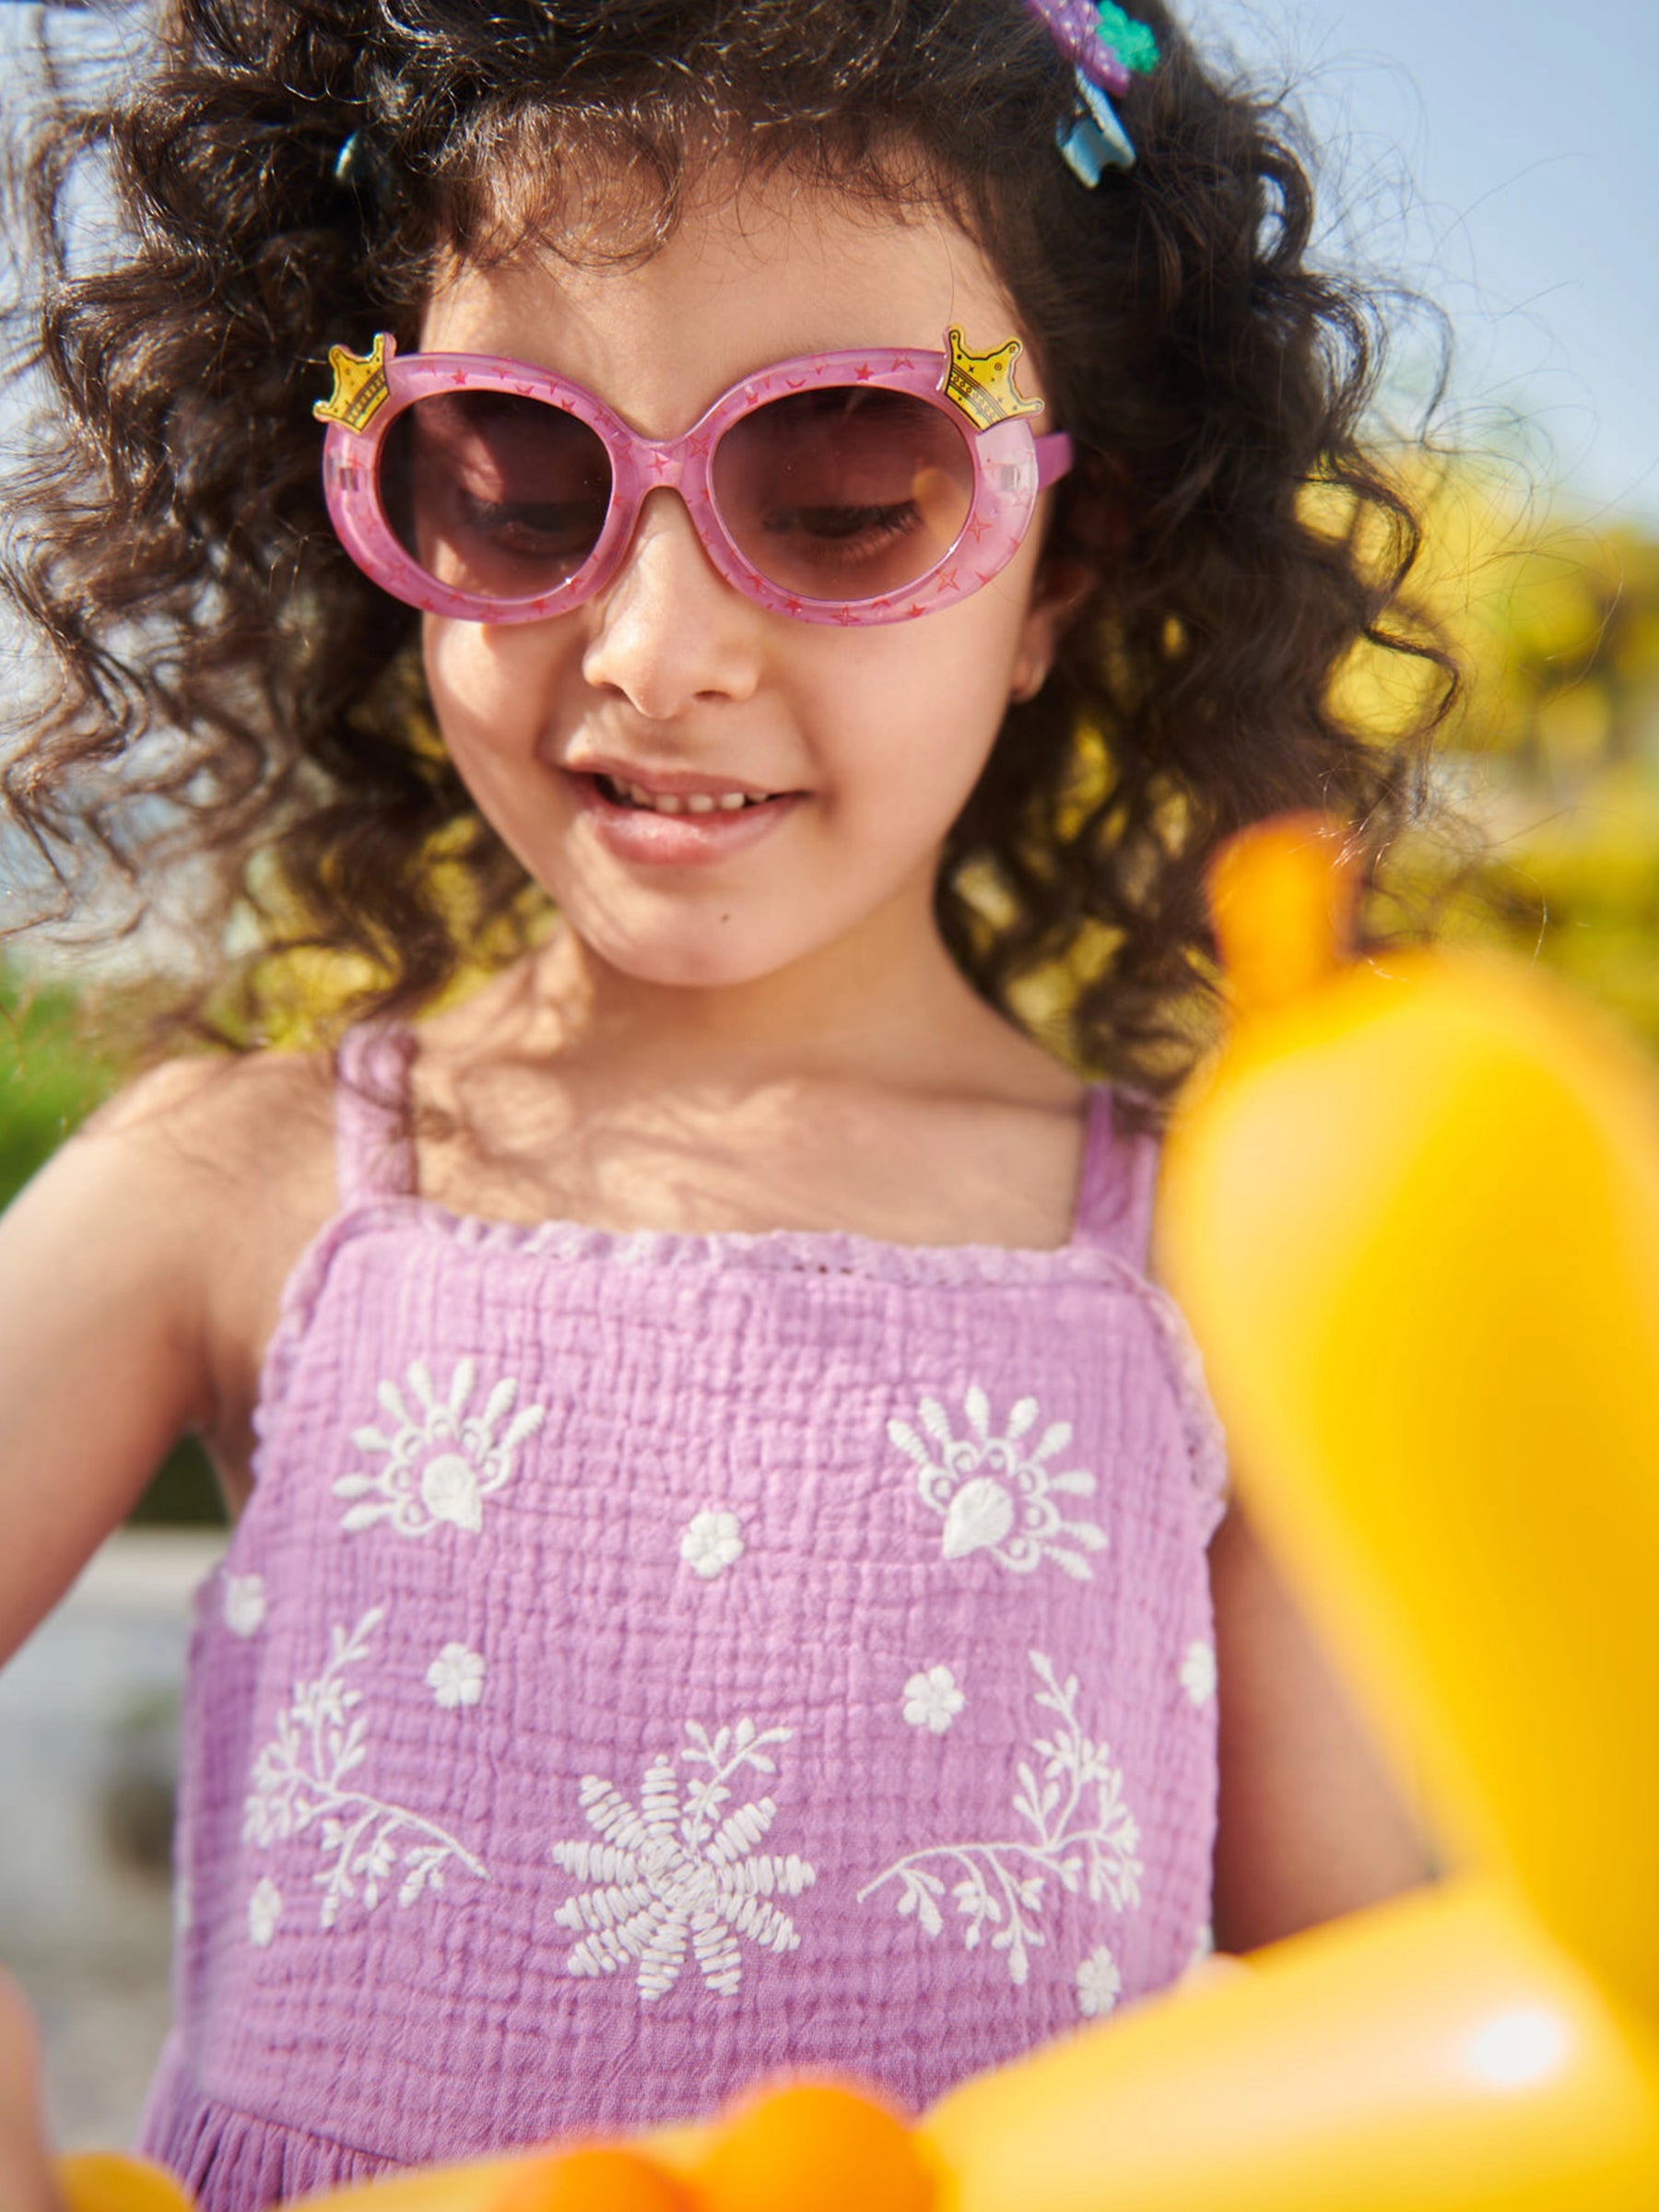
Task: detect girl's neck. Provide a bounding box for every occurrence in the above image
[518,877,1038,1100]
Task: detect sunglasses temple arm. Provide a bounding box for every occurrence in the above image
[1034,431,1074,489]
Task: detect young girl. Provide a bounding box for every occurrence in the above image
[0,0,1438,2202]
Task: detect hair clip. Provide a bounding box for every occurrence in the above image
[332,127,399,217]
[1021,0,1159,186]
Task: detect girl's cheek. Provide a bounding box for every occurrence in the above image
[423,618,525,746]
[423,615,587,743]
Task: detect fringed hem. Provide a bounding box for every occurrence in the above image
[137,2041,398,2212]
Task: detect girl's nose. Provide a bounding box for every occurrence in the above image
[581,488,763,718]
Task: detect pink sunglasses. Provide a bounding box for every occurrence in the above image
[315,327,1074,627]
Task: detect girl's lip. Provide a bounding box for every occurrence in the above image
[568,771,804,865]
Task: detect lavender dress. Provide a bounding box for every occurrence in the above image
[138,1025,1227,2209]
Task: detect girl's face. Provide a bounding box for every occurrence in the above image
[419,170,1077,994]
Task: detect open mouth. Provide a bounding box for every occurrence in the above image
[592,772,791,816]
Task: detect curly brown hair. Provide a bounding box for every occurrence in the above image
[2,0,1457,1110]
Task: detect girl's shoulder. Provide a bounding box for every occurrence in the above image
[80,1047,339,1236]
[83,1049,342,1505]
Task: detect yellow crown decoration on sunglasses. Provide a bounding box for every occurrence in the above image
[314,333,393,432]
[940,328,1045,429]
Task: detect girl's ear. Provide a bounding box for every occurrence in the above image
[1010,554,1097,700]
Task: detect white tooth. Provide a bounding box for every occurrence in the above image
[685,793,715,814]
[653,792,684,815]
[628,782,652,806]
[717,793,747,811]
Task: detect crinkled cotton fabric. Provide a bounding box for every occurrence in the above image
[139,1023,1228,2210]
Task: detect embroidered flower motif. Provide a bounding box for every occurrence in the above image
[248,1876,282,1947]
[888,1386,1107,1579]
[679,1508,746,1580]
[1180,1640,1218,1706]
[242,1607,488,1931]
[903,1665,965,1735]
[860,1651,1142,1987]
[333,1359,547,1537]
[1075,1943,1122,2018]
[222,1573,267,1638]
[426,1643,486,1711]
[552,1715,816,2001]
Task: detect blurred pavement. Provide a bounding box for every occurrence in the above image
[1,1528,225,2150]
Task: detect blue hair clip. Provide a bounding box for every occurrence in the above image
[1022,0,1160,186]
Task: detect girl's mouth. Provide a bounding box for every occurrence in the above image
[571,770,805,866]
[594,771,783,815]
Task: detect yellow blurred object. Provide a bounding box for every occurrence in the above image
[1159,813,1659,2009]
[484,2144,694,2211]
[922,1875,1659,2212]
[55,2152,197,2212]
[63,809,1659,2207]
[692,2081,935,2212]
[1205,812,1359,1015]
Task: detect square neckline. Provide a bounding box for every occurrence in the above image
[333,1020,1135,1262]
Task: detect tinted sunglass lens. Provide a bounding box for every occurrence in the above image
[712,387,975,601]
[379,391,612,602]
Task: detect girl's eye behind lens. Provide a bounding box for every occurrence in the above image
[712,387,974,597]
[759,500,923,563]
[453,488,610,566]
[379,391,612,598]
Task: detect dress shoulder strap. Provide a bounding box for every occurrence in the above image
[334,1022,418,1206]
[1069,1085,1160,1267]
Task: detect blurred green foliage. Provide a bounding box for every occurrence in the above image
[0,972,225,1526]
[1335,466,1659,1053]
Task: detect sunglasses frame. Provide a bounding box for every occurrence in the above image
[316,328,1074,628]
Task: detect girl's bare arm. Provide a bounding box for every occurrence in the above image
[0,1063,221,1666]
[1208,1499,1432,1952]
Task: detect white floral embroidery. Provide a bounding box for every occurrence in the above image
[552,1715,816,2001]
[222,1572,267,1638]
[888,1386,1107,1579]
[680,1508,745,1580]
[242,1606,488,1931]
[859,1650,1142,1987]
[427,1643,486,1710]
[1180,1641,1217,1706]
[1075,1944,1122,2018]
[248,1875,282,1947]
[333,1359,547,1536]
[903,1665,965,1735]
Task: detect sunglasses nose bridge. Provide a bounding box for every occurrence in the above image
[633,434,698,496]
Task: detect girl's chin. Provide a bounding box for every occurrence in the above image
[535,887,820,993]
[571,931,817,994]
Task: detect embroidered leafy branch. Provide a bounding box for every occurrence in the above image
[242,1606,488,1930]
[857,1649,1142,1986]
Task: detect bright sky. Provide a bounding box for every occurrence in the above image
[1,0,1655,522]
[1204,0,1659,524]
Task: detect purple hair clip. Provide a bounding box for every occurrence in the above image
[1022,0,1159,186]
